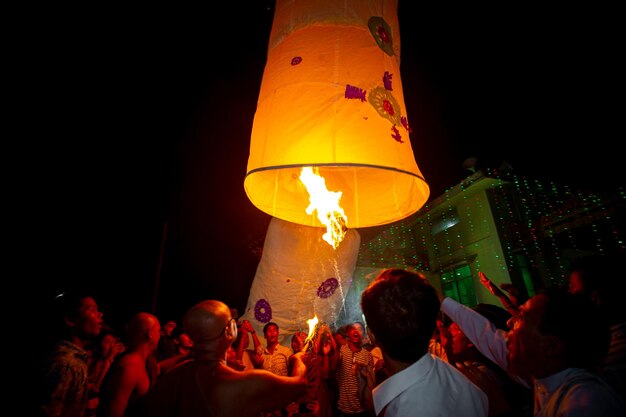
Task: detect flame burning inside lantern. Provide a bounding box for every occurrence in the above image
[303,314,319,351]
[299,167,348,249]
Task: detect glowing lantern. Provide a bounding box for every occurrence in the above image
[245,0,429,231]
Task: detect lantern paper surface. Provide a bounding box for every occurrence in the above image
[245,0,429,229]
[240,217,361,345]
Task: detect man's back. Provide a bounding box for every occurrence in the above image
[146,358,308,417]
[361,269,488,417]
[144,359,208,417]
[98,351,154,417]
[373,354,487,417]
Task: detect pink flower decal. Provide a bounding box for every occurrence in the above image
[377,25,390,44]
[383,100,395,116]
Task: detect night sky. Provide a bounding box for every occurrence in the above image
[24,2,620,330]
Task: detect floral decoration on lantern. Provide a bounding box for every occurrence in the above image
[368,16,394,56]
[254,298,272,323]
[316,277,339,299]
[368,86,402,125]
[344,77,407,142]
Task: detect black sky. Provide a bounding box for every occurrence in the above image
[24,2,621,329]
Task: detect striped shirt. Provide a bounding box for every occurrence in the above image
[257,343,293,376]
[337,343,373,413]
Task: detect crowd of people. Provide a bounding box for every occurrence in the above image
[33,254,625,416]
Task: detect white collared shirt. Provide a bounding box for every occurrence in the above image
[372,353,488,417]
[534,368,626,417]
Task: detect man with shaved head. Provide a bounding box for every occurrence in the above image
[146,300,310,417]
[98,312,161,417]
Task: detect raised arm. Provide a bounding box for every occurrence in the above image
[479,272,520,316]
[440,297,530,388]
[227,351,309,415]
[243,320,262,351]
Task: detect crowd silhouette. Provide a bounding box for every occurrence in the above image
[33,254,625,417]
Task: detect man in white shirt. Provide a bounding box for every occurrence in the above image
[360,268,488,417]
[442,288,626,416]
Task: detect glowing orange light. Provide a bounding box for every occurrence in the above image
[299,167,348,249]
[304,314,319,348]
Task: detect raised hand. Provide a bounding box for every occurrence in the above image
[479,271,498,295]
[240,320,254,333]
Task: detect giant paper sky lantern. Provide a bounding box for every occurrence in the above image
[241,0,429,344]
[244,0,430,238]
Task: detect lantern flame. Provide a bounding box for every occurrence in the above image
[303,314,319,351]
[299,167,348,249]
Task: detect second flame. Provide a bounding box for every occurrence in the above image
[304,314,319,349]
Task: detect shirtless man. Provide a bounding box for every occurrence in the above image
[98,312,161,417]
[145,300,309,417]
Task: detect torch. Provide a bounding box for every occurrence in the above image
[302,315,319,353]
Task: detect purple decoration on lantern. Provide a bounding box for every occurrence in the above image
[391,125,403,143]
[383,71,393,90]
[345,84,367,102]
[254,298,272,323]
[317,278,339,299]
[401,116,411,133]
[291,56,302,65]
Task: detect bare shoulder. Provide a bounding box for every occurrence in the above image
[116,352,144,367]
[112,352,150,380]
